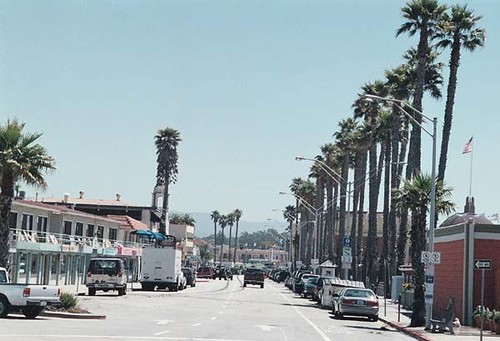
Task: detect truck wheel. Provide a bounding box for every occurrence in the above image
[22,307,43,319]
[260,284,264,289]
[243,282,247,287]
[88,288,96,296]
[118,288,124,296]
[0,296,10,318]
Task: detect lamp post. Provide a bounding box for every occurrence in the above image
[364,93,437,329]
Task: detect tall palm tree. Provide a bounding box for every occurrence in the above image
[393,173,454,327]
[210,210,220,264]
[282,205,295,265]
[226,213,235,263]
[154,127,181,235]
[333,117,359,277]
[232,209,243,263]
[397,0,447,176]
[309,158,325,261]
[218,215,228,264]
[0,119,56,267]
[435,5,485,183]
[320,143,340,262]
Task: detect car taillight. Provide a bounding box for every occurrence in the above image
[367,300,379,307]
[23,287,31,297]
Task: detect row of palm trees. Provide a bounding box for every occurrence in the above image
[284,0,485,327]
[210,209,242,265]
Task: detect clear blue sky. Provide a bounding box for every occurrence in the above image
[0,1,498,223]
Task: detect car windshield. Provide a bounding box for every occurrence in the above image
[307,277,318,284]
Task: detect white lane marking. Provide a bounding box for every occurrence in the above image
[255,325,274,331]
[270,284,332,341]
[222,305,227,309]
[193,323,202,327]
[211,316,217,320]
[155,319,175,325]
[219,311,224,314]
[154,331,170,336]
[0,335,254,341]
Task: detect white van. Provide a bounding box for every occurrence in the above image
[86,258,127,296]
[320,278,365,309]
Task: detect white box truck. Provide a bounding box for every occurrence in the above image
[140,247,184,292]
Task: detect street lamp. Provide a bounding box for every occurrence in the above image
[364,93,437,329]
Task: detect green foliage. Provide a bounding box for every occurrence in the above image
[60,292,78,309]
[169,212,196,226]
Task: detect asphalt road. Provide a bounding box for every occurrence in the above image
[0,276,414,341]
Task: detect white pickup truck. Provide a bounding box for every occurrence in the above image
[0,267,61,318]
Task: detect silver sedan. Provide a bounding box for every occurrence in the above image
[332,287,379,321]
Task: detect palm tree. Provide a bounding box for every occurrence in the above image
[0,119,56,267]
[393,173,454,327]
[210,210,220,264]
[154,127,181,235]
[309,158,325,262]
[226,213,235,263]
[435,5,485,183]
[169,213,196,226]
[232,209,243,263]
[218,215,228,264]
[198,243,212,266]
[397,0,447,176]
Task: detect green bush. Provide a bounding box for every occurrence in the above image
[60,292,78,309]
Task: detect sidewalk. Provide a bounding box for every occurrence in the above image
[378,297,496,340]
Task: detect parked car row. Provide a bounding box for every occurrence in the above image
[278,269,379,322]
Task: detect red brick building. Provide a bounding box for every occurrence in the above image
[433,197,498,325]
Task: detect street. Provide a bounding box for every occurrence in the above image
[0,277,413,341]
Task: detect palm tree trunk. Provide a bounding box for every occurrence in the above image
[350,152,362,279]
[160,181,170,235]
[437,37,461,183]
[389,103,401,276]
[228,225,233,264]
[398,117,411,267]
[233,221,239,263]
[382,140,391,296]
[325,178,334,260]
[367,142,379,284]
[356,150,367,282]
[220,228,225,263]
[337,155,349,277]
[213,222,217,264]
[0,171,14,268]
[410,205,428,327]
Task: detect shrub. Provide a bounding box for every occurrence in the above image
[60,292,78,309]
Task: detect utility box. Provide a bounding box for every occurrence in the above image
[391,275,404,303]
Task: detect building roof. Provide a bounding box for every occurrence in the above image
[439,213,494,228]
[41,196,147,208]
[15,200,120,224]
[107,215,149,231]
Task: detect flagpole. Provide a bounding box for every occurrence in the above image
[469,141,474,197]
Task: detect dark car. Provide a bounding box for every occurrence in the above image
[197,266,214,279]
[213,266,227,280]
[182,267,196,287]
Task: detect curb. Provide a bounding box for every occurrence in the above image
[379,317,432,341]
[41,311,106,320]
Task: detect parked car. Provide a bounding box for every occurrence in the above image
[0,267,61,319]
[332,287,379,321]
[293,273,316,295]
[197,266,214,279]
[86,257,127,296]
[182,267,196,287]
[302,276,320,299]
[213,266,227,280]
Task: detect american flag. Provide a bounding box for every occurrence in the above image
[462,137,473,154]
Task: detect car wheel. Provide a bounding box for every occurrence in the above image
[371,315,379,322]
[260,284,264,289]
[88,288,96,296]
[22,307,43,319]
[0,296,10,318]
[243,282,247,287]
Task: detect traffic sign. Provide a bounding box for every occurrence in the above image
[421,251,441,264]
[311,258,319,265]
[343,246,352,257]
[341,255,352,263]
[474,259,492,270]
[343,237,351,247]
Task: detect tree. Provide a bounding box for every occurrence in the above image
[210,210,220,264]
[393,173,454,327]
[154,128,181,235]
[226,213,235,263]
[218,215,228,263]
[197,243,212,266]
[169,212,196,226]
[0,119,56,267]
[397,0,447,176]
[435,4,485,183]
[232,209,243,263]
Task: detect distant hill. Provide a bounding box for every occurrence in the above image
[184,212,288,238]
